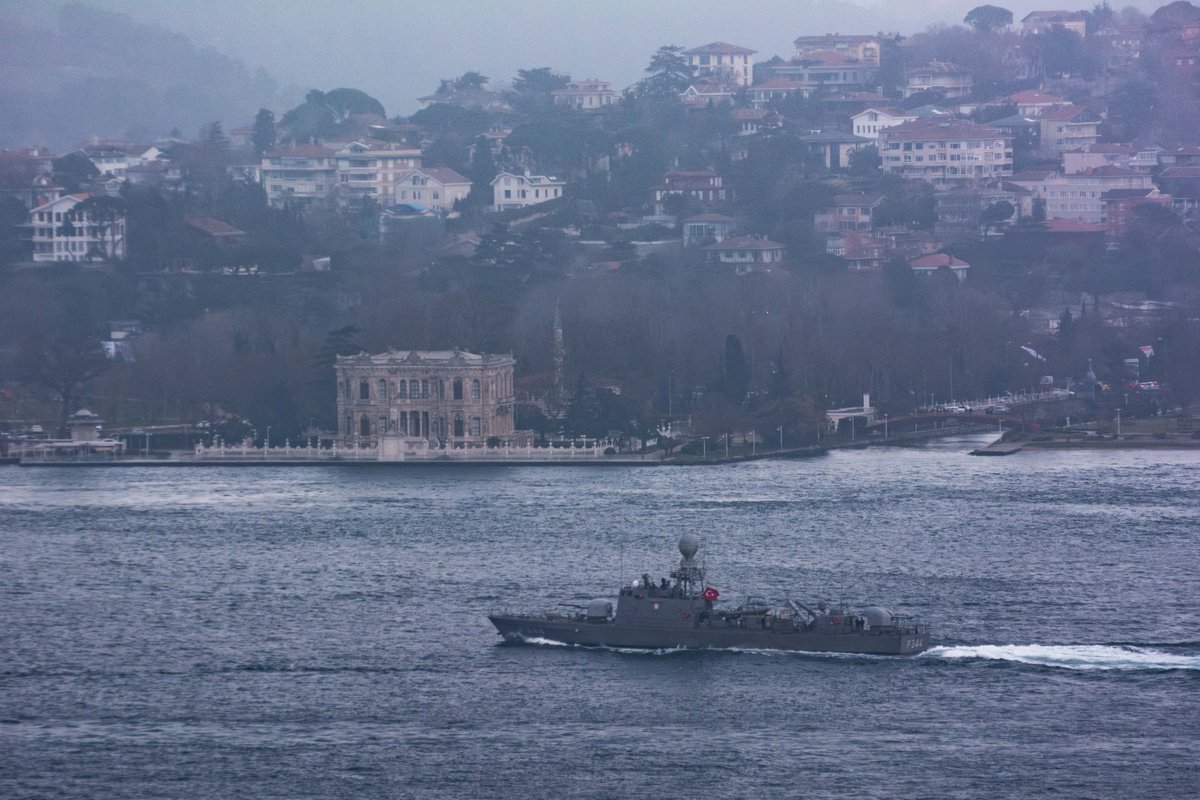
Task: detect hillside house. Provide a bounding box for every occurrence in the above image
[27,193,126,262]
[491,172,565,211]
[683,42,756,86]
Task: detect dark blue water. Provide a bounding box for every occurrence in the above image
[2,434,1198,799]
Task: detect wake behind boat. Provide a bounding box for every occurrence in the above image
[489,534,930,655]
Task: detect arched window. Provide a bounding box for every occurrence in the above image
[359,416,371,437]
[453,378,463,400]
[471,379,480,400]
[421,379,429,399]
[377,379,388,400]
[453,415,465,437]
[398,379,407,398]
[378,415,388,433]
[439,380,446,400]
[359,379,370,400]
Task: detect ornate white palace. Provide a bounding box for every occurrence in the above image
[335,348,516,451]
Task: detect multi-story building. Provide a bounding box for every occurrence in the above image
[879,119,1012,184]
[392,167,472,212]
[334,141,423,207]
[261,145,336,207]
[904,61,973,98]
[1037,105,1102,157]
[27,193,126,262]
[815,193,885,232]
[1009,167,1155,223]
[762,51,875,95]
[491,171,565,211]
[551,79,619,110]
[793,34,881,65]
[1063,144,1160,175]
[1020,10,1088,37]
[335,349,516,447]
[683,42,756,86]
[651,169,727,213]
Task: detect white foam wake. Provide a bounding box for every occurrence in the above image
[516,635,686,655]
[925,644,1200,671]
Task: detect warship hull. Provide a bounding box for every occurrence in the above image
[489,614,929,655]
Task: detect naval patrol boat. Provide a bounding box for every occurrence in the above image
[488,534,930,655]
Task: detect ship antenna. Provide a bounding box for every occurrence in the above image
[674,533,703,596]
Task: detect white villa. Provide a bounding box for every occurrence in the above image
[392,167,472,211]
[683,42,757,86]
[491,172,565,211]
[28,193,126,262]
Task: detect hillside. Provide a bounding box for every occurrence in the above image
[0,3,290,150]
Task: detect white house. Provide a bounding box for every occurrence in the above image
[683,42,757,86]
[851,107,918,139]
[879,119,1012,184]
[705,235,784,274]
[551,80,618,110]
[28,193,126,262]
[392,167,472,212]
[491,172,565,211]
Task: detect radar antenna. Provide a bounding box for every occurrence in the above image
[671,533,705,596]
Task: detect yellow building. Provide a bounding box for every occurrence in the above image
[335,349,515,447]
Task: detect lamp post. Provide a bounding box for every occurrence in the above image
[777,425,783,452]
[724,434,729,459]
[884,413,889,440]
[1115,408,1121,437]
[701,436,709,459]
[751,430,756,456]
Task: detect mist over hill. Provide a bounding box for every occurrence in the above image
[0,3,297,150]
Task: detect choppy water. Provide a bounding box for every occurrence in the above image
[2,434,1198,799]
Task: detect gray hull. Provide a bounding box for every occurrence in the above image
[489,614,930,656]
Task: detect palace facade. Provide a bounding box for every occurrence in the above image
[335,349,515,446]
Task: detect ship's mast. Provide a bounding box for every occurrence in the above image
[671,533,705,596]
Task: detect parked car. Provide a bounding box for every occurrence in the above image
[986,405,1011,415]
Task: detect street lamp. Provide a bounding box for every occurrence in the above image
[266,426,271,448]
[777,425,783,451]
[701,436,709,459]
[884,413,889,440]
[751,430,756,456]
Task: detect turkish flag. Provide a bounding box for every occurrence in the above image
[702,587,719,601]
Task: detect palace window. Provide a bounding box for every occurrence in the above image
[359,379,370,400]
[421,379,430,399]
[360,416,371,437]
[453,378,463,400]
[471,379,480,400]
[398,379,407,398]
[378,416,388,433]
[377,379,388,400]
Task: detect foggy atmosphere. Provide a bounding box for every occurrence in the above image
[1,0,1198,797]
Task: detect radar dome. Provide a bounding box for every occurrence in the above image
[862,606,894,627]
[678,533,700,559]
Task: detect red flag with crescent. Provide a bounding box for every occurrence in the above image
[702,587,719,601]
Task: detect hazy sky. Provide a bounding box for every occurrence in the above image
[9,0,1169,119]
